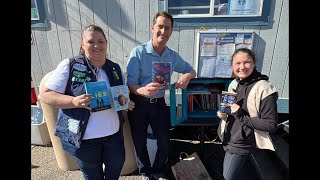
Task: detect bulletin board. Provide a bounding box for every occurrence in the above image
[195,31,255,78]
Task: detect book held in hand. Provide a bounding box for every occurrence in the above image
[220,91,237,114]
[152,61,172,90]
[84,81,112,112]
[110,85,130,111]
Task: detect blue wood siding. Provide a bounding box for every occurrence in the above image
[31,0,288,105]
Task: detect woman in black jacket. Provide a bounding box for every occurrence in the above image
[217,48,278,180]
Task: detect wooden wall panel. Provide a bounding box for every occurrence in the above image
[92,0,110,59]
[31,0,289,100]
[268,0,289,98]
[66,0,81,31]
[52,0,69,31]
[31,31,43,87]
[282,67,289,98]
[256,0,284,77]
[69,30,82,57]
[57,31,73,61]
[106,0,123,65]
[46,31,62,69]
[45,0,62,70]
[34,30,53,75]
[178,27,195,67]
[79,0,94,28]
[120,0,136,69]
[167,27,180,83]
[149,0,158,40]
[51,0,73,61]
[135,0,150,45]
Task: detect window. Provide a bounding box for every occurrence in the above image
[159,0,270,26]
[31,0,48,28]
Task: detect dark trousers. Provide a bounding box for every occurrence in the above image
[223,151,249,180]
[128,96,170,175]
[73,131,125,180]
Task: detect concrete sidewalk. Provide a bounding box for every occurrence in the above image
[31,144,147,180]
[31,145,83,180]
[31,126,232,180]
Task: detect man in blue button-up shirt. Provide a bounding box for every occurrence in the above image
[126,11,196,179]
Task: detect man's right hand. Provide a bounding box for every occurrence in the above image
[143,82,164,96]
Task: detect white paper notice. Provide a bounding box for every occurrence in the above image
[215,55,232,78]
[235,34,244,44]
[217,43,236,55]
[199,58,216,78]
[201,37,216,56]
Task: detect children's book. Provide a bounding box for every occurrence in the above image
[220,91,237,114]
[152,61,172,90]
[110,85,130,111]
[84,81,112,112]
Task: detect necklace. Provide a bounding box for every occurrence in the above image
[85,57,99,80]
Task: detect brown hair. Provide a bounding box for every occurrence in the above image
[231,48,256,65]
[152,11,174,28]
[79,24,107,55]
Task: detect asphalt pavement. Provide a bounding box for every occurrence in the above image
[31,126,257,180]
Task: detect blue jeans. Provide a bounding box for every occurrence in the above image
[223,151,249,180]
[73,131,125,180]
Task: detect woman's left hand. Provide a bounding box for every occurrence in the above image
[127,100,135,111]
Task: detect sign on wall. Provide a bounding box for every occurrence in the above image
[195,31,255,78]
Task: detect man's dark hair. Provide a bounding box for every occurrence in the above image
[153,11,174,28]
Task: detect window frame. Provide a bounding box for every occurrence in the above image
[31,0,48,28]
[159,0,271,26]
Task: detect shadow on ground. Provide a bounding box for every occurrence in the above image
[123,126,260,180]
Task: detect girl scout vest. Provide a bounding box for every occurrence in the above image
[55,55,124,154]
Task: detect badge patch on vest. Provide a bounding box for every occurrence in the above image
[71,76,85,83]
[73,71,86,78]
[68,118,80,134]
[73,63,87,72]
[112,67,119,80]
[74,58,84,64]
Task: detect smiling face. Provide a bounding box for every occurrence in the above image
[231,51,255,80]
[151,15,173,49]
[81,30,107,62]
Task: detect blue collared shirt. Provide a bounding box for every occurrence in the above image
[126,40,194,98]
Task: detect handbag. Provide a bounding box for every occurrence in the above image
[171,152,212,180]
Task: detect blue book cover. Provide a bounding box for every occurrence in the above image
[84,81,112,112]
[152,62,172,90]
[110,85,130,111]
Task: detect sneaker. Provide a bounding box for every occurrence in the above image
[141,175,150,180]
[151,173,168,180]
[140,173,152,180]
[158,178,168,180]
